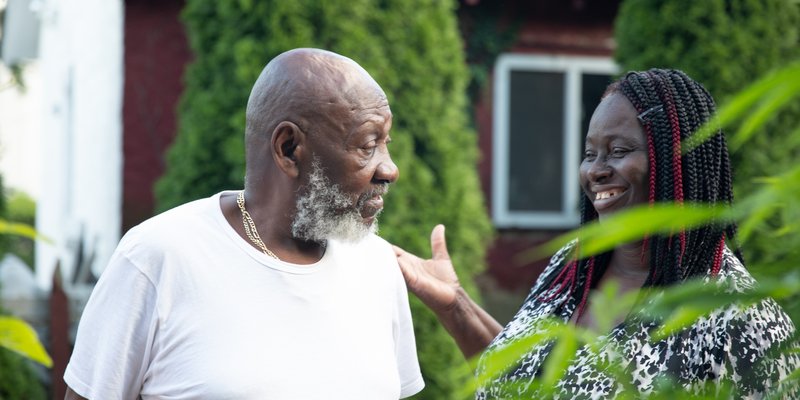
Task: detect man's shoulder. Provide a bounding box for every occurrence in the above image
[351,233,393,255]
[328,234,396,269]
[121,195,218,251]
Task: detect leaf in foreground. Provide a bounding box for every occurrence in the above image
[0,316,53,367]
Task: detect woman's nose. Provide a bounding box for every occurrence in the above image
[587,156,611,182]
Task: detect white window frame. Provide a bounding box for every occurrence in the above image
[492,53,618,229]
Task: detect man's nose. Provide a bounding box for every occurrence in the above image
[374,152,399,184]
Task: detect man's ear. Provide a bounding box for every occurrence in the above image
[271,121,306,179]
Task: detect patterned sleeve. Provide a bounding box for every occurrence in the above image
[722,298,800,398]
[523,240,577,303]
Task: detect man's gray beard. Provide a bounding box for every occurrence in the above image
[291,160,384,243]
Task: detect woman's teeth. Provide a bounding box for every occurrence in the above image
[596,190,621,201]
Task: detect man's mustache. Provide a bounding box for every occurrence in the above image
[356,183,390,208]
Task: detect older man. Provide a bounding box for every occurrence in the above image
[64,48,423,399]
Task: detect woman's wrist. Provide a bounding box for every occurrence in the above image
[435,287,501,359]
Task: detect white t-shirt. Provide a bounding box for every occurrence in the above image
[64,191,424,400]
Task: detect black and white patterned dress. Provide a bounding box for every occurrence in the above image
[476,243,800,399]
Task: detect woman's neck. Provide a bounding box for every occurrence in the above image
[608,241,650,280]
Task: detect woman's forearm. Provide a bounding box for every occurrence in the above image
[435,288,503,359]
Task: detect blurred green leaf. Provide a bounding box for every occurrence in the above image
[0,317,53,368]
[641,274,800,340]
[523,203,728,263]
[0,219,51,243]
[685,61,800,154]
[736,165,800,242]
[541,326,579,387]
[732,75,800,150]
[471,319,561,388]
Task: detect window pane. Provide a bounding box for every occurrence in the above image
[507,71,564,212]
[580,73,614,144]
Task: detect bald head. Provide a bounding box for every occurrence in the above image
[245,49,388,166]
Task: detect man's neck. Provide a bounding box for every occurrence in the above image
[221,191,326,265]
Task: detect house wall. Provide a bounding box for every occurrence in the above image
[122,0,190,233]
[35,0,124,289]
[0,63,42,199]
[463,0,618,323]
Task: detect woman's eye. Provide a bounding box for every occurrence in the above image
[611,148,629,157]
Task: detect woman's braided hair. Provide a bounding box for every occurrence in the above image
[540,69,743,316]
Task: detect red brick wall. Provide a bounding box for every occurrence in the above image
[122,0,191,233]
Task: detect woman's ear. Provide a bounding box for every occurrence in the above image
[271,121,306,179]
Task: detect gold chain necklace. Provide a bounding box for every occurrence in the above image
[236,191,279,260]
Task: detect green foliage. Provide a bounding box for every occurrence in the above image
[157,1,492,397]
[0,238,51,399]
[0,347,46,400]
[3,191,36,268]
[614,0,800,277]
[527,203,729,262]
[0,316,52,368]
[616,0,799,97]
[0,176,48,398]
[459,2,520,101]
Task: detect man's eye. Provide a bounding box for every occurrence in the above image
[360,141,377,155]
[583,151,596,161]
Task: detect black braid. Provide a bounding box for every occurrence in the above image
[583,70,742,293]
[634,70,740,283]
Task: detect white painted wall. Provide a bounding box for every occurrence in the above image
[33,0,124,289]
[0,63,42,199]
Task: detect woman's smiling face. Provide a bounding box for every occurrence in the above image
[580,92,650,221]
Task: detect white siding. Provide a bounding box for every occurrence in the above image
[34,0,124,289]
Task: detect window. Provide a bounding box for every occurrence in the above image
[492,54,617,229]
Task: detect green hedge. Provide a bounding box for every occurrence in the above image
[614,0,800,275]
[156,1,492,398]
[0,345,46,400]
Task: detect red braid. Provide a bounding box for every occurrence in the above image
[575,257,596,319]
[711,238,725,276]
[659,76,688,263]
[541,259,578,302]
[643,128,657,279]
[646,128,657,204]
